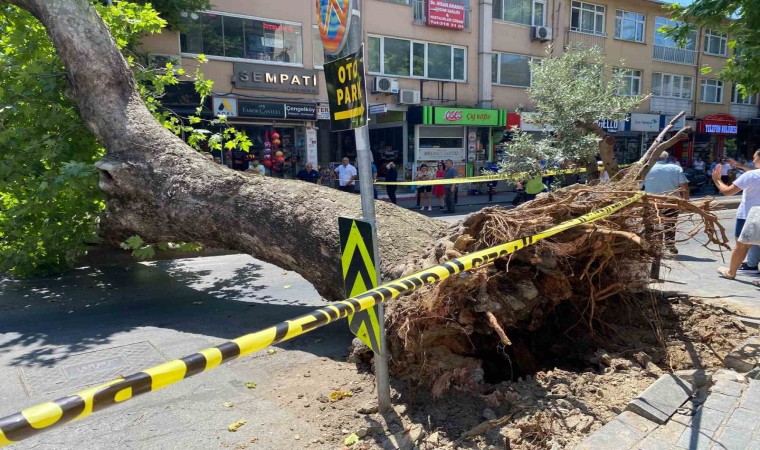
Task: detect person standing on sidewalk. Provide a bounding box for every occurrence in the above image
[385,162,398,204]
[432,162,446,210]
[713,150,760,279]
[726,156,760,273]
[443,159,458,213]
[415,164,434,211]
[643,151,689,255]
[335,157,357,193]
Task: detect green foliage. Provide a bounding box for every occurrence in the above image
[668,0,760,92]
[96,0,210,30]
[499,48,644,176]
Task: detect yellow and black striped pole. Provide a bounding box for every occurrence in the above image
[0,192,644,447]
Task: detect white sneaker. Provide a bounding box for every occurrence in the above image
[419,206,424,210]
[427,207,432,211]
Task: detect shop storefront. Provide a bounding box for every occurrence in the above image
[408,106,508,178]
[368,107,408,181]
[614,113,689,164]
[212,96,317,176]
[695,114,738,161]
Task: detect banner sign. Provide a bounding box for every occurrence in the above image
[237,101,316,120]
[317,0,353,55]
[427,0,466,30]
[424,107,506,126]
[212,97,238,117]
[324,46,368,131]
[699,113,738,135]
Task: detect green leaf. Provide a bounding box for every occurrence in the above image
[344,434,360,446]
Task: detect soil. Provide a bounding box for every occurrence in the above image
[234,293,752,450]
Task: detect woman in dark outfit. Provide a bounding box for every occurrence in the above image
[385,162,398,204]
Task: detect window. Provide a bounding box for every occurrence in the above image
[614,68,642,96]
[731,85,758,105]
[493,0,545,26]
[700,79,724,103]
[652,72,693,99]
[312,26,324,68]
[180,12,303,64]
[571,1,605,35]
[367,35,467,81]
[491,53,534,87]
[703,29,727,56]
[654,17,695,50]
[614,10,644,42]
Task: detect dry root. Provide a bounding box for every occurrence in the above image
[385,183,729,395]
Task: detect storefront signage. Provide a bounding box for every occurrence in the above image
[422,106,507,126]
[238,101,317,120]
[317,0,353,55]
[306,126,318,165]
[426,0,466,30]
[212,97,238,117]
[376,111,404,123]
[317,105,330,120]
[663,114,686,131]
[324,47,368,131]
[369,104,388,115]
[700,114,738,134]
[418,147,466,161]
[233,63,319,94]
[597,119,619,133]
[629,113,660,132]
[519,112,553,132]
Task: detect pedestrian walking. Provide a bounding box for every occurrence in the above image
[714,150,760,279]
[643,151,689,255]
[385,162,398,204]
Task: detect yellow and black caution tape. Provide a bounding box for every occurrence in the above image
[0,192,645,447]
[374,164,632,186]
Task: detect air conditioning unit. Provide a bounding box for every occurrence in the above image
[398,89,421,105]
[532,26,552,42]
[372,76,399,94]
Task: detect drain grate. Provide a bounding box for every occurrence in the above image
[19,341,166,396]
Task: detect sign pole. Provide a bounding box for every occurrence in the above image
[318,0,391,413]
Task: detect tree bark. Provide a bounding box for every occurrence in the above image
[577,121,619,179]
[628,111,691,182]
[7,0,445,300]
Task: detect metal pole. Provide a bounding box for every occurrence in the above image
[349,0,391,414]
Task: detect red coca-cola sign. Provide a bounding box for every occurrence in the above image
[444,110,463,121]
[426,0,466,30]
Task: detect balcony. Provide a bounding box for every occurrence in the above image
[565,29,607,52]
[650,97,693,116]
[731,104,760,122]
[412,0,471,30]
[652,45,697,66]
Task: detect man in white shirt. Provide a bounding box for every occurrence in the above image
[334,157,357,193]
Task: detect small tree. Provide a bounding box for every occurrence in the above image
[500,48,645,180]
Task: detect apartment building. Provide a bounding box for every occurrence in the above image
[139,0,759,180]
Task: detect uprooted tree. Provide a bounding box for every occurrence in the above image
[4,0,730,393]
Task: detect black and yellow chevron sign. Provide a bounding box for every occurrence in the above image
[339,217,383,355]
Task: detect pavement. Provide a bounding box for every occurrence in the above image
[0,189,754,449]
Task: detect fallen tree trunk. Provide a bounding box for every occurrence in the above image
[7,0,730,394]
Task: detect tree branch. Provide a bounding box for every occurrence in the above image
[628,111,689,182]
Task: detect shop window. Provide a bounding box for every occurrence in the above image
[703,29,727,56]
[571,1,605,36]
[700,79,723,103]
[180,12,303,65]
[367,35,466,81]
[312,26,324,68]
[493,0,545,26]
[614,68,642,96]
[491,53,534,87]
[614,10,644,43]
[652,72,693,99]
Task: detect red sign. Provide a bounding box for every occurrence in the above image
[698,113,738,135]
[506,112,521,130]
[426,0,466,30]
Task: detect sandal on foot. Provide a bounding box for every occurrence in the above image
[717,267,735,280]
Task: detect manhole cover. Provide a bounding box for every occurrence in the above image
[20,341,166,396]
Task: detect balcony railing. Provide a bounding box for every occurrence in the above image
[650,97,693,116]
[652,45,697,66]
[412,0,471,30]
[730,104,760,121]
[565,29,607,52]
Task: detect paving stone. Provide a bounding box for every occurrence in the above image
[713,426,754,450]
[676,427,714,450]
[724,407,760,431]
[676,370,713,389]
[647,418,689,445]
[634,435,680,450]
[575,411,657,450]
[626,375,696,424]
[703,393,741,413]
[725,337,760,373]
[713,370,748,383]
[711,380,747,398]
[740,381,760,412]
[689,407,731,432]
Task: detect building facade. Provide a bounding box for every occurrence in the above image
[140,0,759,179]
